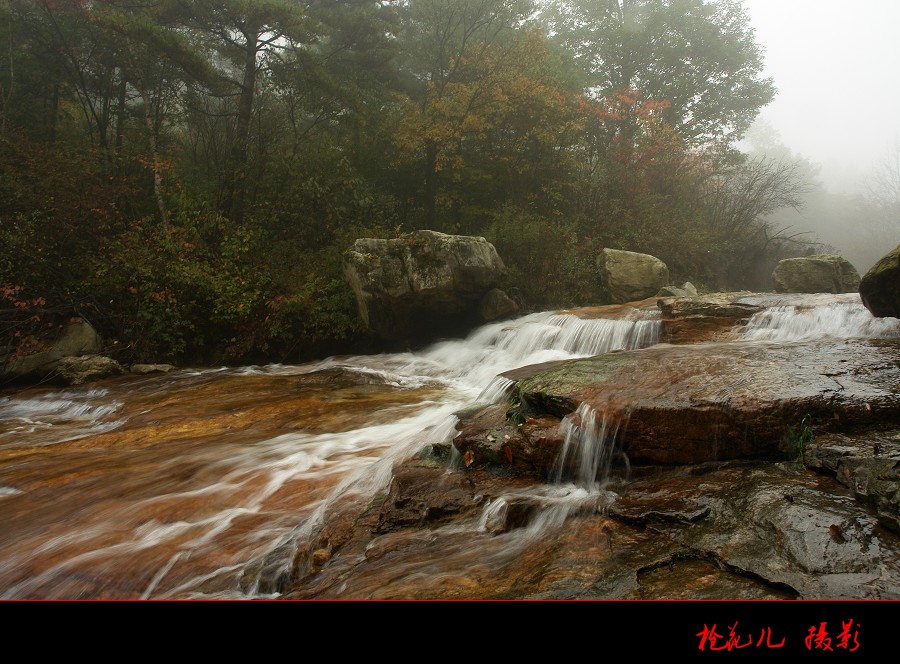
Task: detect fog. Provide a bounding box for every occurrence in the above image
[742,0,900,193]
[741,0,900,272]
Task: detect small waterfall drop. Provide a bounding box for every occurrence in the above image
[737,296,900,342]
[552,403,624,491]
[408,309,662,398]
[318,308,662,406]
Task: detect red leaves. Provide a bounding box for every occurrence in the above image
[149,289,177,304]
[1,286,45,309]
[2,286,55,357]
[14,335,51,358]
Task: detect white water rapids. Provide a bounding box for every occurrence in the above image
[0,294,896,599]
[0,306,659,598]
[736,293,900,342]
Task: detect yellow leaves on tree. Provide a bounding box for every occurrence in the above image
[394,29,575,177]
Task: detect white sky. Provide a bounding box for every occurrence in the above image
[741,0,900,193]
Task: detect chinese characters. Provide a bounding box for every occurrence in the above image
[697,619,861,652]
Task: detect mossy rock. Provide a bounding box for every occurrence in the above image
[860,244,900,318]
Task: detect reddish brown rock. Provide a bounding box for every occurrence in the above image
[452,403,566,478]
[515,338,900,466]
[657,291,762,344]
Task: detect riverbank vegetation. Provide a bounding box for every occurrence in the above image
[0,0,873,364]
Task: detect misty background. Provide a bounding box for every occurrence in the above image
[740,0,900,272]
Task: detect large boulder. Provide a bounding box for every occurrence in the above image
[2,317,103,383]
[859,244,900,318]
[343,230,506,341]
[598,249,669,303]
[56,355,124,385]
[772,255,860,293]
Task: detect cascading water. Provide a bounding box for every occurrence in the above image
[0,388,123,447]
[736,293,900,342]
[243,308,662,593]
[363,308,662,398]
[0,305,661,599]
[470,403,628,554]
[2,292,895,599]
[552,403,624,490]
[469,294,900,579]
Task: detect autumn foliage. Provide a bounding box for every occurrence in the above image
[0,0,802,364]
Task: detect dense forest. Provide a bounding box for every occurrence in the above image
[0,0,833,365]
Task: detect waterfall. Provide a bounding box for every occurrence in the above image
[236,307,663,595]
[737,297,900,342]
[0,304,663,599]
[313,310,659,489]
[3,292,896,599]
[552,403,624,491]
[404,309,661,397]
[318,308,662,405]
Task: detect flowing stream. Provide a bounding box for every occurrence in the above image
[0,294,896,599]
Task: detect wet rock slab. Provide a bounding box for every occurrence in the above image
[513,338,900,465]
[277,455,898,599]
[452,403,563,476]
[657,291,762,344]
[616,462,900,599]
[804,429,900,532]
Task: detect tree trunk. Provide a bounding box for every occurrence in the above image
[114,69,127,174]
[136,77,169,230]
[225,27,259,226]
[424,142,437,227]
